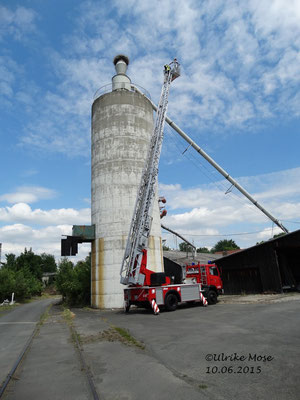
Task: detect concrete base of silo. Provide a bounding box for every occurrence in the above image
[91,235,163,309]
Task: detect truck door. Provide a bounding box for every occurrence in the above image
[209,266,222,289]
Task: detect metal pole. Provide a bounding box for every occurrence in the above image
[161,224,197,258]
[132,85,289,234]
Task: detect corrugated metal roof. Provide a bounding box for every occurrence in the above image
[163,250,223,266]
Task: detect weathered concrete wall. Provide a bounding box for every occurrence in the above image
[91,90,163,308]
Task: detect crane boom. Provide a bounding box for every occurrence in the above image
[132,87,289,234]
[120,60,180,285]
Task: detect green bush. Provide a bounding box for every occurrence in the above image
[0,268,16,301]
[56,255,91,306]
[0,267,42,302]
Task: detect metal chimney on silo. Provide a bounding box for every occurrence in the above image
[91,55,164,309]
[112,55,131,91]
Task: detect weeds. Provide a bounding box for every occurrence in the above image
[198,384,208,389]
[38,304,52,326]
[79,325,145,350]
[0,303,18,316]
[61,308,75,325]
[71,330,82,345]
[111,326,145,350]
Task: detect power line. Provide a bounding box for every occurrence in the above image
[163,127,294,232]
[281,219,300,224]
[162,226,278,237]
[164,127,270,220]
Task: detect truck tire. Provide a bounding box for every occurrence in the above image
[165,293,178,311]
[207,290,218,305]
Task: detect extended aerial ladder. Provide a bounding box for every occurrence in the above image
[120,60,180,286]
[120,60,218,314]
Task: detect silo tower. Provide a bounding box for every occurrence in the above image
[91,55,164,308]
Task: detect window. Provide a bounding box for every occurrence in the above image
[209,267,219,276]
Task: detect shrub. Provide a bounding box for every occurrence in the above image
[0,268,16,302]
[56,255,91,306]
[0,267,42,302]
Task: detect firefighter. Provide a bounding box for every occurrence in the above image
[164,64,171,73]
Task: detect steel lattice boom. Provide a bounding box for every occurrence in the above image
[120,60,180,285]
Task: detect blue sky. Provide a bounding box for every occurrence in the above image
[1,0,300,260]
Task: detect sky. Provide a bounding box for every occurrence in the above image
[1,0,300,261]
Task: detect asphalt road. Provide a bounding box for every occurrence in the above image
[2,295,300,399]
[0,298,56,389]
[73,297,300,400]
[3,304,91,400]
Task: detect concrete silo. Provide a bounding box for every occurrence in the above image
[91,55,163,308]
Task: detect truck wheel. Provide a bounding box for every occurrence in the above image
[207,290,218,305]
[165,293,178,311]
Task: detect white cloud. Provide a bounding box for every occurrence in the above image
[159,166,300,248]
[20,169,38,178]
[0,5,37,41]
[0,55,21,107]
[0,203,90,226]
[12,0,300,156]
[0,186,57,204]
[256,226,283,241]
[0,223,90,260]
[0,166,298,257]
[239,167,300,200]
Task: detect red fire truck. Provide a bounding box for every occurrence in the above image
[184,262,223,305]
[123,253,223,313]
[120,60,223,314]
[123,250,210,314]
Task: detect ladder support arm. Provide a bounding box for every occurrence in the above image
[132,85,289,234]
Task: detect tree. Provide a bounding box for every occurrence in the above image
[40,253,57,273]
[162,245,170,251]
[197,247,210,253]
[56,254,91,306]
[5,253,17,270]
[55,258,74,302]
[16,248,43,280]
[273,233,286,239]
[0,268,15,301]
[211,239,240,253]
[0,264,42,302]
[1,250,47,301]
[179,242,194,253]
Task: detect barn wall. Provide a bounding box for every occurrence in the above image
[215,230,300,294]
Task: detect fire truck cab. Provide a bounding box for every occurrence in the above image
[184,262,223,304]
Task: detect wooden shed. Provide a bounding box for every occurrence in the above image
[215,230,300,294]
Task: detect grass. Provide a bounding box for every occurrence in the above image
[198,384,208,389]
[60,307,82,346]
[21,293,61,303]
[61,308,75,324]
[60,307,144,350]
[0,303,19,316]
[37,303,52,326]
[71,329,82,345]
[111,325,145,350]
